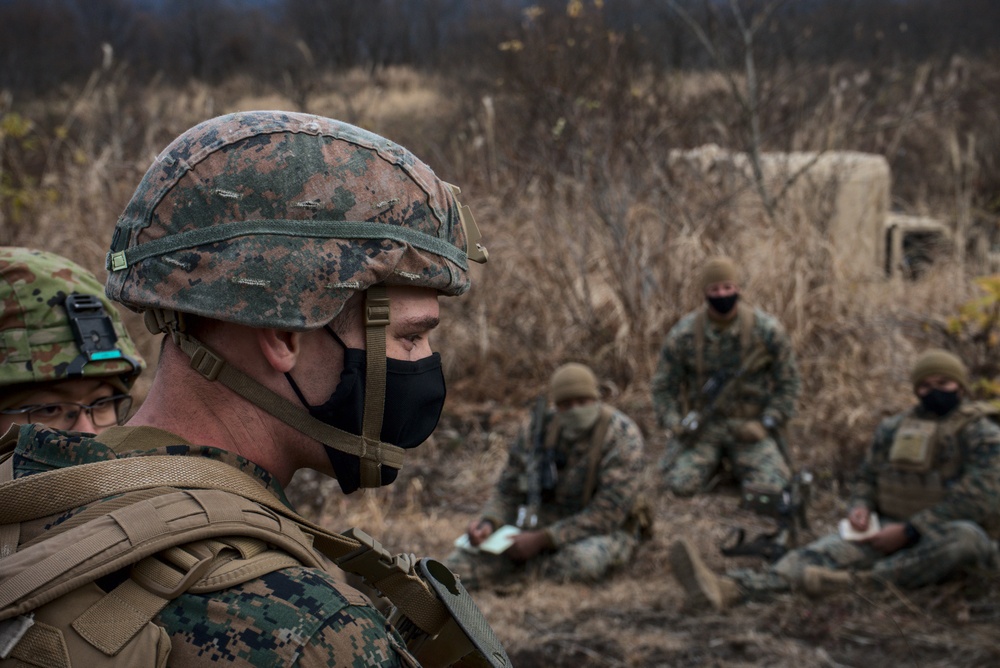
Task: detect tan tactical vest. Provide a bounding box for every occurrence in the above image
[0,427,509,668]
[876,402,997,520]
[692,303,767,419]
[543,405,614,506]
[542,406,653,539]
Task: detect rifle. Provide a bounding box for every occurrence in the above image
[721,470,813,562]
[516,395,552,529]
[678,345,773,441]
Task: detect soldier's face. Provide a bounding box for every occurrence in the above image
[0,379,122,434]
[705,281,739,298]
[382,286,440,362]
[556,397,596,412]
[915,374,961,396]
[299,286,440,404]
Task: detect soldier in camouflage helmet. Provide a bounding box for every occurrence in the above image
[669,349,1000,610]
[0,112,499,667]
[651,257,801,500]
[0,247,144,435]
[445,363,650,590]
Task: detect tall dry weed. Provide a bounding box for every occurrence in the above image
[2,58,998,483]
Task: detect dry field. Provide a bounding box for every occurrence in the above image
[288,395,1000,668]
[4,62,1000,666]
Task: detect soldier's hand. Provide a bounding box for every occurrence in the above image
[467,519,495,547]
[863,522,908,555]
[736,420,767,443]
[847,506,870,532]
[504,530,553,562]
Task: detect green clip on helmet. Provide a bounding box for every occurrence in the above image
[0,247,144,399]
[105,110,487,490]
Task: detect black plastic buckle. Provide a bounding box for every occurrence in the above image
[65,293,125,363]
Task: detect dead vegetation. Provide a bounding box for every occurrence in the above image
[290,402,1000,668]
[4,53,1000,666]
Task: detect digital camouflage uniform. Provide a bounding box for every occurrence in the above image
[5,423,415,667]
[728,400,1000,595]
[445,405,647,589]
[651,304,801,496]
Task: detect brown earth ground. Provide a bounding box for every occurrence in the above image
[288,400,1000,668]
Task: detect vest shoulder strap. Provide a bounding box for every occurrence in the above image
[738,302,755,353]
[582,405,616,506]
[694,307,706,387]
[937,401,1000,445]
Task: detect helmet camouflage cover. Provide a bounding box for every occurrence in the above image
[106,110,485,328]
[0,247,144,390]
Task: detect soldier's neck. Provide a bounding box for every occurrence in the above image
[706,308,738,327]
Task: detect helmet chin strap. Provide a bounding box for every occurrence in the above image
[359,284,389,488]
[143,288,400,488]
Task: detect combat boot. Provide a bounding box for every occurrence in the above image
[669,539,742,611]
[801,566,870,596]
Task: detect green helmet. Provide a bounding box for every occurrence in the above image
[0,247,144,393]
[105,110,487,489]
[106,110,486,328]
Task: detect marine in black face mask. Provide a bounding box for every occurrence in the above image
[285,326,446,492]
[279,284,447,494]
[703,261,741,320]
[919,387,961,416]
[911,349,968,418]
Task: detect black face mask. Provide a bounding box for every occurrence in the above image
[286,329,446,493]
[919,388,960,417]
[707,293,739,314]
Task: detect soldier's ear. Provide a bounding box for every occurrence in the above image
[256,328,301,373]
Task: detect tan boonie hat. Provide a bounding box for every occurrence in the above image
[549,363,600,404]
[910,349,969,391]
[701,257,739,290]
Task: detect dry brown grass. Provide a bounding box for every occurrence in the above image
[290,417,1000,667]
[4,62,999,667]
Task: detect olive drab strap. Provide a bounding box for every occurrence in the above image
[693,303,756,397]
[0,452,17,559]
[142,306,406,481]
[541,405,613,506]
[361,284,389,488]
[581,406,615,506]
[543,413,561,451]
[939,401,1000,445]
[0,456,510,668]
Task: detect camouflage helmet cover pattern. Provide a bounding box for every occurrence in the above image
[0,247,144,389]
[106,111,475,330]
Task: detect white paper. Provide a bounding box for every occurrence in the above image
[479,525,521,554]
[839,512,881,541]
[453,525,522,555]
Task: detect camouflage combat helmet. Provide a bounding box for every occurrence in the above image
[0,247,144,394]
[105,110,487,489]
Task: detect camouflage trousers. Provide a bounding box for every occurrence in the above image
[662,420,791,497]
[728,520,999,595]
[443,530,638,591]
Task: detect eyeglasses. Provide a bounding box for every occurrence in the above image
[0,394,133,430]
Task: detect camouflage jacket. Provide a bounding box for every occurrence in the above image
[850,402,1000,537]
[479,404,646,547]
[7,424,416,668]
[650,304,801,431]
